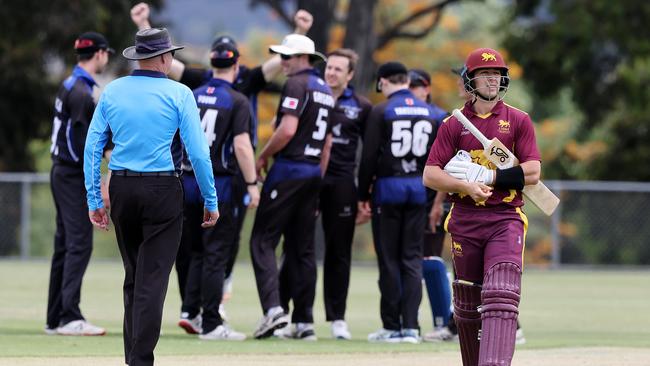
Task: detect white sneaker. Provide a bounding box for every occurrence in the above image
[56,320,106,336]
[218,303,228,323]
[253,308,290,339]
[295,323,317,341]
[516,328,526,345]
[178,312,202,334]
[367,328,402,343]
[44,326,58,335]
[199,325,246,341]
[331,320,351,340]
[401,328,421,344]
[423,326,457,342]
[273,323,295,339]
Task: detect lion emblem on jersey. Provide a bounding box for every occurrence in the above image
[498,119,510,134]
[481,52,497,62]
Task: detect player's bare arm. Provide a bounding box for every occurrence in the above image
[261,9,313,82]
[423,165,492,202]
[520,160,541,185]
[234,132,260,208]
[429,190,447,233]
[256,114,299,176]
[319,133,333,176]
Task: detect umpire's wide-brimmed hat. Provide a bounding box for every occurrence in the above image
[269,34,326,63]
[122,28,184,60]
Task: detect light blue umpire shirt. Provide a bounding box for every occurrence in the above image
[83,69,218,212]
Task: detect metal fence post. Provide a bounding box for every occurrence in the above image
[20,180,31,259]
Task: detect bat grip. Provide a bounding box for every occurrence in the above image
[452,109,491,147]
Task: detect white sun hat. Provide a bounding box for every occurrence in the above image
[269,34,326,62]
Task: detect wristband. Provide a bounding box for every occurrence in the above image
[494,165,525,190]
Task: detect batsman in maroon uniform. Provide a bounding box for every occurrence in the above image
[423,48,541,366]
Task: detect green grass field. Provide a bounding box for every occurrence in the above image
[1,260,649,365]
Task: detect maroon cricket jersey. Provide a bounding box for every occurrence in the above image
[275,68,334,163]
[426,100,541,208]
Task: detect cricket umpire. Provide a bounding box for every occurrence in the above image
[83,28,218,366]
[46,31,112,336]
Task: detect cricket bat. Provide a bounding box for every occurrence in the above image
[451,109,560,216]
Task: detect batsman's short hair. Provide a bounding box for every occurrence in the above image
[327,48,359,72]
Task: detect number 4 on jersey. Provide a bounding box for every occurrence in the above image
[200,109,218,147]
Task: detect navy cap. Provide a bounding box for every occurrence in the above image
[211,35,237,50]
[210,41,239,68]
[376,61,408,92]
[408,69,431,87]
[75,31,114,54]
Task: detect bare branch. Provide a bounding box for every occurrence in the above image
[377,0,459,49]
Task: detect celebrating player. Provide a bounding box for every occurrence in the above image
[46,31,112,337]
[250,34,333,341]
[407,68,455,342]
[318,48,372,340]
[359,62,439,343]
[177,40,259,341]
[423,48,541,366]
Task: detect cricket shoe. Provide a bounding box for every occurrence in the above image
[199,325,246,341]
[56,320,106,336]
[516,328,526,345]
[423,326,457,342]
[253,309,290,339]
[178,312,202,334]
[331,320,351,340]
[273,323,295,339]
[401,328,421,344]
[44,326,58,335]
[295,323,317,341]
[367,328,402,343]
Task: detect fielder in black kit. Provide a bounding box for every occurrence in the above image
[251,34,333,341]
[319,49,371,340]
[177,41,259,341]
[358,62,439,344]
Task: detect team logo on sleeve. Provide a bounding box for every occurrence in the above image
[282,97,299,110]
[206,87,215,94]
[405,98,414,106]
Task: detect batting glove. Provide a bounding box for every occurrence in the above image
[444,152,495,185]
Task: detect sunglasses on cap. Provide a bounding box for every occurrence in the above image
[408,71,430,87]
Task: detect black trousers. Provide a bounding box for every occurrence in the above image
[371,203,425,330]
[251,176,320,323]
[225,172,248,279]
[181,202,236,333]
[109,175,183,366]
[422,189,449,258]
[320,176,357,321]
[47,163,93,328]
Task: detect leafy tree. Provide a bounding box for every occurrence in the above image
[501,0,650,180]
[0,0,161,171]
[250,0,467,91]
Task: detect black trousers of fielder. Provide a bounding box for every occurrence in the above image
[251,176,320,323]
[371,202,425,330]
[181,201,237,334]
[47,163,93,328]
[109,175,183,366]
[319,176,357,321]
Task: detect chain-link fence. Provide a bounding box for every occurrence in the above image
[2,173,649,266]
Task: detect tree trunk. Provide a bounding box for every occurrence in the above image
[342,0,378,93]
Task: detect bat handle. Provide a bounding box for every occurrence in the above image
[451,109,491,147]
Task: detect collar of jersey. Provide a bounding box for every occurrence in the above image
[131,69,167,78]
[72,65,97,87]
[341,86,355,99]
[207,77,233,88]
[387,88,414,99]
[464,99,505,118]
[288,67,319,77]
